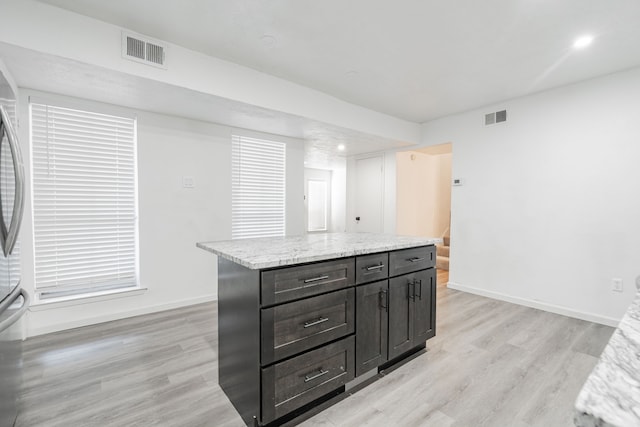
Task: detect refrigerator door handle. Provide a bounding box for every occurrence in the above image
[0,286,29,335]
[0,105,25,257]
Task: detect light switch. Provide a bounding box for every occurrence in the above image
[182,176,195,188]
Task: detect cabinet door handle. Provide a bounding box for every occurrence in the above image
[366,264,385,271]
[303,317,329,328]
[408,281,416,300]
[407,257,425,263]
[304,368,329,382]
[379,289,388,312]
[415,279,422,300]
[303,275,329,283]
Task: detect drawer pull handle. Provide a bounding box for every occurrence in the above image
[303,317,329,328]
[366,264,385,271]
[408,257,425,263]
[303,275,329,283]
[304,368,329,383]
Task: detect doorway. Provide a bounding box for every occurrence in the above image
[395,143,452,286]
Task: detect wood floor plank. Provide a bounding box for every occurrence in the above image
[17,273,614,427]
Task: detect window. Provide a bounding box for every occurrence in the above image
[304,168,331,233]
[231,135,286,239]
[30,101,139,300]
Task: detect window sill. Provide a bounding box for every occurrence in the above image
[29,287,148,311]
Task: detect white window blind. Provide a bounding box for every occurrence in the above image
[31,102,139,299]
[231,135,286,239]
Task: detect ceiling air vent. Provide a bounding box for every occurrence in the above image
[122,31,167,69]
[485,109,507,126]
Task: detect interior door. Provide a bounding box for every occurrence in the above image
[354,156,383,233]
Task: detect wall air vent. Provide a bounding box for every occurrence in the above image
[485,109,507,126]
[485,112,495,125]
[122,31,167,69]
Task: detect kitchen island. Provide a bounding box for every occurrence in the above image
[574,289,640,427]
[197,233,440,426]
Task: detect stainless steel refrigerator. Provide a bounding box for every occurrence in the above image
[0,64,27,427]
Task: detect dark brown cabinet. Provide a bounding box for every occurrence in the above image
[388,269,435,360]
[412,268,436,344]
[216,245,435,426]
[355,246,436,375]
[355,280,388,376]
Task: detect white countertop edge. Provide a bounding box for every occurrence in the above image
[574,290,640,427]
[196,233,441,270]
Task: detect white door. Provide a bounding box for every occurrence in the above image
[354,156,383,233]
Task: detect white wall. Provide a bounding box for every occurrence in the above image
[422,67,640,325]
[382,153,397,234]
[329,158,347,233]
[18,90,304,337]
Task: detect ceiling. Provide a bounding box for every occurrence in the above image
[0,42,411,165]
[34,0,640,123]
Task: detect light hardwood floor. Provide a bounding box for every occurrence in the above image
[17,272,614,427]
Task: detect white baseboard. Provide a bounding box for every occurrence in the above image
[27,294,218,337]
[446,282,620,327]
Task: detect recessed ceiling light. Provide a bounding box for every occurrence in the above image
[573,35,594,49]
[260,34,277,48]
[337,144,346,151]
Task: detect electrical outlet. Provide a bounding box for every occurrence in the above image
[612,278,623,293]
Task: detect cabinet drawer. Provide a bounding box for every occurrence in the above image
[355,253,389,285]
[389,246,435,277]
[262,258,355,305]
[261,289,355,365]
[261,336,355,424]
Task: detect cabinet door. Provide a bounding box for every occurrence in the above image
[412,268,436,346]
[388,274,414,360]
[355,280,388,376]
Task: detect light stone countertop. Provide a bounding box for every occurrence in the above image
[197,232,440,270]
[574,291,640,427]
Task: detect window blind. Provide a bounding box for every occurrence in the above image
[231,135,286,239]
[30,102,138,299]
